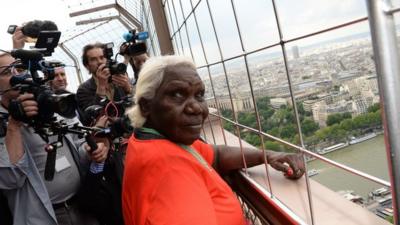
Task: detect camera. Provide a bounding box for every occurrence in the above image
[104,42,127,76]
[84,95,134,139]
[7,20,60,56]
[8,50,76,125]
[120,30,148,56]
[9,82,76,124]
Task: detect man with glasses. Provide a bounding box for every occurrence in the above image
[0,53,109,225]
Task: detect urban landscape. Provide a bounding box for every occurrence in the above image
[204,33,393,221]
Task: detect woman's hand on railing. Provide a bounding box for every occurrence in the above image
[267,152,305,180]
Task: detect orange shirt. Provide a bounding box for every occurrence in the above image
[122,135,246,225]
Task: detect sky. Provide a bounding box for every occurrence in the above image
[0,0,75,51]
[1,0,396,90]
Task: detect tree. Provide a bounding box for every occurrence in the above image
[327,112,352,126]
[339,118,354,131]
[296,102,305,115]
[301,118,320,136]
[256,96,270,110]
[244,133,261,147]
[367,103,380,113]
[280,124,297,139]
[238,112,256,128]
[264,141,282,151]
[221,109,234,120]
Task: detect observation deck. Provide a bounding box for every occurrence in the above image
[12,0,399,224]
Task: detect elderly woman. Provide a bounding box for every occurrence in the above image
[123,56,305,225]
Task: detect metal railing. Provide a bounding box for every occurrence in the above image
[146,0,400,224]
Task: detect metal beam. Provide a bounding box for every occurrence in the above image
[148,0,174,55]
[58,43,83,84]
[76,15,120,26]
[115,3,142,30]
[366,0,400,224]
[69,3,116,17]
[117,17,134,30]
[61,20,112,44]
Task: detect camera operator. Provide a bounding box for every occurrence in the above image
[120,43,149,86]
[0,53,108,225]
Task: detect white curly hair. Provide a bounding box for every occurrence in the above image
[126,55,196,128]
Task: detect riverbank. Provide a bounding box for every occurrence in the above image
[307,134,389,199]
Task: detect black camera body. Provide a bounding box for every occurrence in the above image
[103,42,127,76]
[84,96,134,139]
[9,84,76,124]
[8,43,76,126]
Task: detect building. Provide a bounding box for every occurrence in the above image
[270,98,287,109]
[292,45,300,59]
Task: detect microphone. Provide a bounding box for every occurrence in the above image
[10,49,43,61]
[9,74,32,86]
[136,31,149,40]
[122,32,133,42]
[122,31,149,42]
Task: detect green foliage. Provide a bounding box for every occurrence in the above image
[333,85,340,91]
[264,141,282,151]
[221,109,234,120]
[367,103,380,113]
[243,133,261,147]
[385,215,393,223]
[238,112,257,129]
[301,118,319,136]
[219,98,382,149]
[256,96,270,110]
[280,124,297,139]
[326,112,352,126]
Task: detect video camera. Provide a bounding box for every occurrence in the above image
[120,29,148,56]
[7,20,60,56]
[4,23,83,181]
[7,49,76,125]
[84,95,134,140]
[104,42,127,76]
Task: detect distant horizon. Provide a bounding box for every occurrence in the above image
[203,30,374,77]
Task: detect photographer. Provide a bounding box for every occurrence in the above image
[76,43,131,224]
[77,43,132,126]
[0,53,108,225]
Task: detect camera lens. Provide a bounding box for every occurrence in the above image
[52,93,77,118]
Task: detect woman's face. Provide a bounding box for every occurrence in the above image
[144,65,209,145]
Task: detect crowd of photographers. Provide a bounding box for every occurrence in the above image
[0,21,148,225]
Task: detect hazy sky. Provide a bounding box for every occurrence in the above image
[0,0,75,51]
[1,0,393,90]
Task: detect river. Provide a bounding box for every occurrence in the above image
[307,134,390,199]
